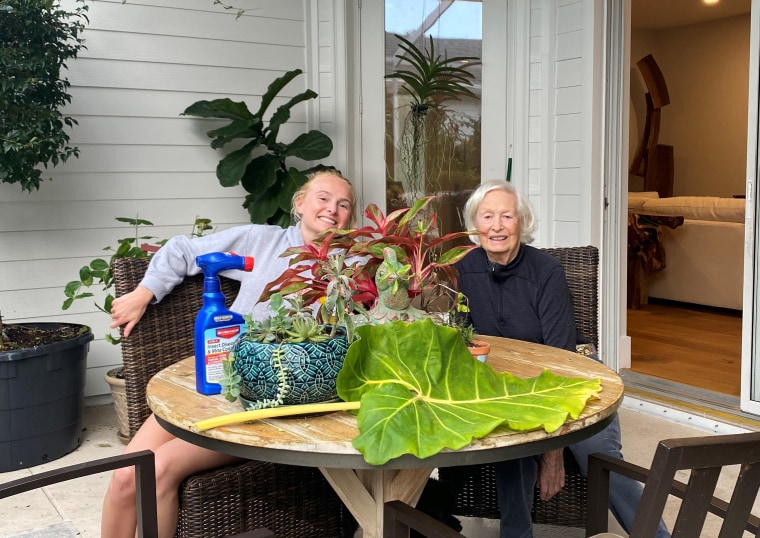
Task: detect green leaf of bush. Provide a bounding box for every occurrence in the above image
[337,319,601,465]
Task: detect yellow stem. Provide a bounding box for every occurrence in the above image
[193,400,361,432]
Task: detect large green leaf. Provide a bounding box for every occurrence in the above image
[216,140,259,187]
[182,98,255,121]
[337,319,601,465]
[206,117,263,149]
[283,130,334,161]
[267,90,318,142]
[240,154,280,193]
[244,190,281,224]
[254,69,304,119]
[276,168,308,211]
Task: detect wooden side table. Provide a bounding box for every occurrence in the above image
[627,212,684,309]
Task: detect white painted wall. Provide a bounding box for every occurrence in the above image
[526,0,598,248]
[0,0,344,400]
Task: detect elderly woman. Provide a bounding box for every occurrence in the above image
[454,180,669,538]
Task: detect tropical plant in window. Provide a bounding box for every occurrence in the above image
[385,33,479,201]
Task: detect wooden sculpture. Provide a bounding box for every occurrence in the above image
[630,54,674,198]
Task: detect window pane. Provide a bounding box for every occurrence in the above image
[384,0,482,237]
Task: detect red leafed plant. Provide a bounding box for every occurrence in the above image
[261,196,475,312]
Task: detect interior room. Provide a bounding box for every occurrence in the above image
[625,0,750,409]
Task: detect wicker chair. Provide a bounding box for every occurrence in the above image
[112,257,356,538]
[437,245,599,528]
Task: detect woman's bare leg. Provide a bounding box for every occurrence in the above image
[101,414,240,538]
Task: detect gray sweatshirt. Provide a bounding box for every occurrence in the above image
[139,224,305,320]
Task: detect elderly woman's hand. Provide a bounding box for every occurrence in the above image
[537,449,566,501]
[109,285,154,338]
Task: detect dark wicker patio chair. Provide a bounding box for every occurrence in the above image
[437,245,599,528]
[113,257,355,538]
[586,431,760,537]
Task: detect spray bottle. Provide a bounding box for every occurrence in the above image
[194,252,254,395]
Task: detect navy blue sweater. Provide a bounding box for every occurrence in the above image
[454,245,577,352]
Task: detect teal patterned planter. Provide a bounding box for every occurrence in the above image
[231,329,349,406]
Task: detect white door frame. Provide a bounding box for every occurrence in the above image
[601,0,630,372]
[741,0,760,415]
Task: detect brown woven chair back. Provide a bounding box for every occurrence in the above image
[112,256,354,538]
[543,245,599,347]
[438,245,599,528]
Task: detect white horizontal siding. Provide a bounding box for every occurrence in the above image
[1,0,341,399]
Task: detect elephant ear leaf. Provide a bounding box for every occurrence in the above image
[337,319,601,465]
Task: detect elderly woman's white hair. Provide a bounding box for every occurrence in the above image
[463,180,537,245]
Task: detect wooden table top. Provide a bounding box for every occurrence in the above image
[147,335,624,469]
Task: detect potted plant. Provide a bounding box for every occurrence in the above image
[439,288,491,362]
[222,254,369,410]
[0,313,94,471]
[263,195,477,312]
[62,216,212,343]
[182,68,334,227]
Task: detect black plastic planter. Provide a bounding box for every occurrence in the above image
[0,323,93,472]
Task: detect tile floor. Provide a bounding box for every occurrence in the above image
[0,400,755,537]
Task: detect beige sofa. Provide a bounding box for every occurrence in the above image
[628,193,745,311]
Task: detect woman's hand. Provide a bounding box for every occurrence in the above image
[537,449,566,501]
[109,286,154,338]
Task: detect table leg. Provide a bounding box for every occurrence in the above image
[320,467,432,538]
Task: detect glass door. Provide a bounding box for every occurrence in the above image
[359,0,509,235]
[383,0,483,238]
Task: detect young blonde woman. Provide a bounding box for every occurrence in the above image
[102,169,356,538]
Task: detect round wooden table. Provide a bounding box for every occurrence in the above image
[147,335,624,538]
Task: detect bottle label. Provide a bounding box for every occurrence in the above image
[203,324,244,383]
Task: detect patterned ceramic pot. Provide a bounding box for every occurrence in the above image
[231,328,349,406]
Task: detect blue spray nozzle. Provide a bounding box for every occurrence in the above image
[196,252,254,277]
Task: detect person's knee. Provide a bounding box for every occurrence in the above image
[153,452,185,500]
[108,466,137,503]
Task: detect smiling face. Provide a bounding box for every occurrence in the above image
[475,189,522,265]
[294,173,354,245]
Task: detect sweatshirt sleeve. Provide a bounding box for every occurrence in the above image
[139,225,255,303]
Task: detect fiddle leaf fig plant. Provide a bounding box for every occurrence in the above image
[182,68,333,227]
[0,0,89,192]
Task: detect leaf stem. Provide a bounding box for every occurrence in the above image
[192,400,361,431]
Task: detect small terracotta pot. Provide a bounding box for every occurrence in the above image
[468,339,491,363]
